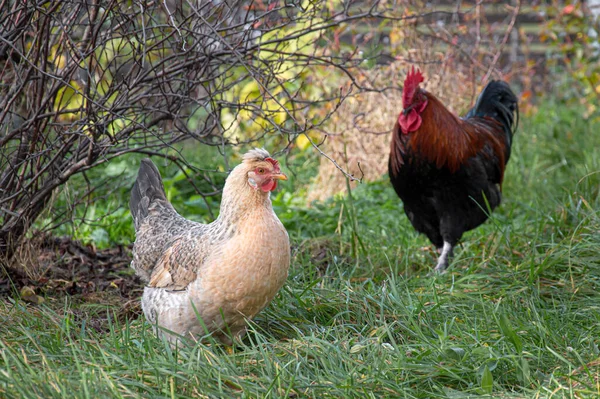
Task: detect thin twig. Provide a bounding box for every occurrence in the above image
[481,1,521,84]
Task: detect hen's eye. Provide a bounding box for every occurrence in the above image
[257,168,265,174]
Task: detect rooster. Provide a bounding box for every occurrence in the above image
[389,68,518,272]
[130,149,290,344]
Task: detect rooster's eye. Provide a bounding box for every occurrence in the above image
[257,168,265,174]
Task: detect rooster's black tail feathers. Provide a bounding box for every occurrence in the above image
[465,80,519,147]
[130,159,168,231]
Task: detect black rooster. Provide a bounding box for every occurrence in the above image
[389,68,519,272]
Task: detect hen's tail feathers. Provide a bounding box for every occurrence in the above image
[465,80,519,146]
[130,159,168,231]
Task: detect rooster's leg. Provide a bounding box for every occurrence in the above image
[433,241,453,273]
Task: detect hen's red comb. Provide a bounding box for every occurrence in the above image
[265,157,280,171]
[402,67,425,107]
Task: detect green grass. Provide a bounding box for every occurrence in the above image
[1,100,600,398]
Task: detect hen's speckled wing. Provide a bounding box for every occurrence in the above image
[130,159,215,287]
[145,222,220,290]
[130,200,210,283]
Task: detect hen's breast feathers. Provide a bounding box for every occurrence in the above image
[200,208,290,315]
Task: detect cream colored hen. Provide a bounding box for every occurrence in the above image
[130,149,290,344]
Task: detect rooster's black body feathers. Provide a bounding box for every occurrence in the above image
[389,80,519,271]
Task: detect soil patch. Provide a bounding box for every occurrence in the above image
[0,234,143,304]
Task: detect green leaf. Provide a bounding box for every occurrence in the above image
[499,313,522,354]
[518,357,531,385]
[90,228,109,247]
[445,347,466,361]
[480,364,493,395]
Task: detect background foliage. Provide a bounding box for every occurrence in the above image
[2,0,551,257]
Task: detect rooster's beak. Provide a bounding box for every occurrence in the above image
[271,173,288,181]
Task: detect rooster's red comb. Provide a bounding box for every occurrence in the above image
[402,67,425,106]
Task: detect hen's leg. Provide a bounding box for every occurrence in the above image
[433,241,454,273]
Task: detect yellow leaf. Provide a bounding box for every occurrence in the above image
[221,109,239,139]
[49,44,67,69]
[239,80,261,103]
[54,81,86,122]
[389,27,405,47]
[20,286,44,305]
[107,117,133,135]
[295,134,311,150]
[262,98,287,125]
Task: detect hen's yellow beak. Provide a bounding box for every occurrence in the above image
[271,173,288,181]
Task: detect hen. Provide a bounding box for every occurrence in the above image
[130,149,290,344]
[389,68,519,272]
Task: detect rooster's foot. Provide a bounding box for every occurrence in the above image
[432,241,453,273]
